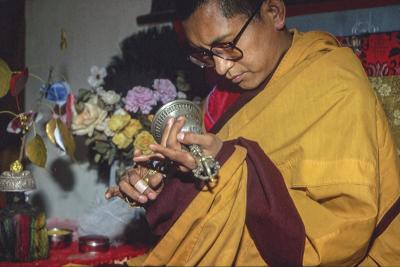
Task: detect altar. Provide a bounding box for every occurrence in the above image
[0,242,147,267]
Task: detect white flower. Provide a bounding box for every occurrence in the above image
[177,91,187,99]
[71,94,107,136]
[88,66,107,88]
[98,89,121,105]
[95,87,105,94]
[113,108,128,116]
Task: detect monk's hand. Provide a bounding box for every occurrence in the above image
[104,161,165,205]
[139,116,222,173]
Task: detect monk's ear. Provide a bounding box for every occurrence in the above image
[261,0,286,30]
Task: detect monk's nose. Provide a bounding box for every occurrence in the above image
[213,56,234,76]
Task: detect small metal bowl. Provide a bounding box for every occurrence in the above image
[47,227,73,249]
[79,235,110,253]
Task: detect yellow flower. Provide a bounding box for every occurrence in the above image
[108,114,130,132]
[147,114,154,122]
[122,119,142,139]
[112,132,132,149]
[134,131,156,155]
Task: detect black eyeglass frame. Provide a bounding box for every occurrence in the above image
[188,1,264,68]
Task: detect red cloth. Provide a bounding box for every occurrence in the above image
[337,31,400,76]
[204,86,241,131]
[0,241,147,267]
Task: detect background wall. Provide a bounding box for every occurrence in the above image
[286,4,400,36]
[24,1,400,221]
[25,0,151,221]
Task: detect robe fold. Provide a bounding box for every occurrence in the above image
[139,30,400,266]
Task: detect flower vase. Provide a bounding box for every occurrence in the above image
[77,161,145,244]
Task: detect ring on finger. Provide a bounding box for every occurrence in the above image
[134,179,149,194]
[142,169,160,183]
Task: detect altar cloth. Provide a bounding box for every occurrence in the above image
[0,241,147,267]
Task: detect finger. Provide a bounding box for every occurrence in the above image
[166,116,186,149]
[177,132,223,158]
[134,152,165,163]
[105,186,122,199]
[177,132,206,146]
[134,149,142,157]
[160,117,175,146]
[125,170,160,201]
[146,172,165,199]
[148,172,164,189]
[119,179,149,204]
[149,143,197,170]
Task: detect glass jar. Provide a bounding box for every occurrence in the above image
[0,192,48,262]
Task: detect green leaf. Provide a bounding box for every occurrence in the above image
[77,88,92,102]
[0,58,12,98]
[108,148,116,165]
[25,135,47,167]
[94,153,102,163]
[85,137,96,146]
[94,141,110,154]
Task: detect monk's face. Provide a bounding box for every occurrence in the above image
[183,0,290,90]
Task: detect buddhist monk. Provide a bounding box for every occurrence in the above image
[107,0,400,265]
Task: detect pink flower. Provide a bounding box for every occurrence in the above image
[124,86,157,114]
[153,79,177,104]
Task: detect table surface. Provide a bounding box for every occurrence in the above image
[0,241,147,267]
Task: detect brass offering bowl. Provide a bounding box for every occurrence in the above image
[47,227,73,249]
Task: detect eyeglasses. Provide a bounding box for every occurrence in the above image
[188,1,264,68]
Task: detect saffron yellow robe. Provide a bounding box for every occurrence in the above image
[138,30,400,266]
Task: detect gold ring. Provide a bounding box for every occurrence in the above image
[141,169,159,183]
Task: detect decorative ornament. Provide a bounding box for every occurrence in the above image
[0,58,12,98]
[0,162,36,192]
[9,68,29,97]
[60,28,67,50]
[25,135,47,168]
[10,160,23,173]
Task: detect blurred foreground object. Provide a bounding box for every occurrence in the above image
[0,161,48,262]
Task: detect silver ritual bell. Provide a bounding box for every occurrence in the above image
[151,100,220,181]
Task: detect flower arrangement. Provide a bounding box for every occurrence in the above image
[0,58,76,170]
[70,66,196,177]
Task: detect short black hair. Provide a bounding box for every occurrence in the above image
[175,0,265,20]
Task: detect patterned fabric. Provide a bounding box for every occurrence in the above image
[338,31,400,154]
[338,31,400,76]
